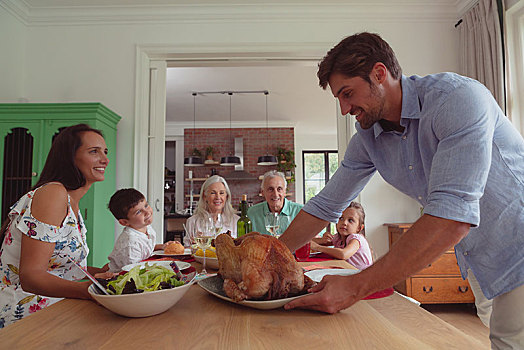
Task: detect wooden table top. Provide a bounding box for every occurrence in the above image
[0,260,485,349]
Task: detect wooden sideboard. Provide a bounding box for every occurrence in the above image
[384,223,475,304]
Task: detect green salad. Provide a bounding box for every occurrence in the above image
[99,263,185,295]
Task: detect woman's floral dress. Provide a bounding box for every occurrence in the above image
[0,184,89,328]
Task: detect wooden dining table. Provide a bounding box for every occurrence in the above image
[0,259,486,349]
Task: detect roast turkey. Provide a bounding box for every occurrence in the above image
[214,232,314,302]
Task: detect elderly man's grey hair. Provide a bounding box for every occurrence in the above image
[261,170,287,190]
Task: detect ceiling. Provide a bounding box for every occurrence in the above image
[14,0,472,134]
[165,63,337,132]
[21,0,465,6]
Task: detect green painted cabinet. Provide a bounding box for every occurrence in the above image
[0,103,121,267]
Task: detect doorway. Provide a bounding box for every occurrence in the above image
[135,45,336,243]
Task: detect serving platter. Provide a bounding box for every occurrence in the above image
[121,260,191,272]
[304,268,360,282]
[152,248,192,257]
[198,275,310,310]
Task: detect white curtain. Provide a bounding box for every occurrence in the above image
[459,0,505,111]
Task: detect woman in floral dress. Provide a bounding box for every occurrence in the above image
[0,124,112,328]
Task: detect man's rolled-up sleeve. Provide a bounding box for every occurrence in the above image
[424,82,497,226]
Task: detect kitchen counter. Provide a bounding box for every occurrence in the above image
[164,213,191,219]
[0,260,485,349]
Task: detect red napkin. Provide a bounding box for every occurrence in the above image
[295,252,334,262]
[363,287,394,300]
[145,256,195,263]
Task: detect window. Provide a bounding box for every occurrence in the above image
[302,151,339,203]
[505,1,524,135]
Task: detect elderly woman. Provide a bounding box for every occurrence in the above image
[184,175,239,246]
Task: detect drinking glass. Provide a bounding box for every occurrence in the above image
[277,216,290,236]
[264,212,280,237]
[195,216,214,276]
[295,242,311,262]
[213,213,224,236]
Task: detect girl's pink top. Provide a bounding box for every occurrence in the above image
[332,233,373,270]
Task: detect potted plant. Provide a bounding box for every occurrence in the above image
[276,146,296,182]
[205,146,215,161]
[191,148,202,157]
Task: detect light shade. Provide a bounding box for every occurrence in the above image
[220,155,241,166]
[257,155,278,166]
[184,156,204,167]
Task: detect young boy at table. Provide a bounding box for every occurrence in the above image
[310,201,373,270]
[104,188,173,272]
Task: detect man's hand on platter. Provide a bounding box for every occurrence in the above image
[284,274,364,314]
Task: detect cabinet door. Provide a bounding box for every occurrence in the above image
[0,123,42,222]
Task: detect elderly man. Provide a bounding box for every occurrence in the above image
[247,170,303,236]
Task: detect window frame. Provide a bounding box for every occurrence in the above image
[302,150,338,203]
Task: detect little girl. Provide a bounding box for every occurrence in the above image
[310,202,373,270]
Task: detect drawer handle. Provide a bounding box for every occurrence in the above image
[423,286,433,293]
[458,286,469,293]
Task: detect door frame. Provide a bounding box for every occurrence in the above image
[134,42,328,242]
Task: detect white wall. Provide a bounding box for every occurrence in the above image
[0,7,26,102]
[2,4,459,257]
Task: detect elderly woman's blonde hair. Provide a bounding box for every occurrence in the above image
[261,170,287,190]
[193,175,236,225]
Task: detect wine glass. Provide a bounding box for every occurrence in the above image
[195,216,214,276]
[264,212,280,237]
[277,215,290,236]
[213,213,224,236]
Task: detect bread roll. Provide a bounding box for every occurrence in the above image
[164,241,185,254]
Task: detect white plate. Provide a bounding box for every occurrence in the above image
[121,260,191,272]
[304,268,360,282]
[193,255,219,269]
[198,275,310,310]
[152,248,192,256]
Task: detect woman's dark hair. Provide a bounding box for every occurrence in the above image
[318,32,402,89]
[1,124,103,246]
[33,124,104,191]
[108,188,146,220]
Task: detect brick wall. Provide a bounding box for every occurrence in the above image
[183,127,295,210]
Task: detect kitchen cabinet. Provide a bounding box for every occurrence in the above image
[384,223,475,304]
[164,214,189,243]
[163,173,176,214]
[0,103,121,267]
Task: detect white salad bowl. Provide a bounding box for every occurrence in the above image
[88,282,192,318]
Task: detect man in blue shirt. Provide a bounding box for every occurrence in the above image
[248,170,303,236]
[280,32,524,349]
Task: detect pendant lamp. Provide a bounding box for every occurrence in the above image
[257,91,278,166]
[184,93,204,167]
[220,92,241,166]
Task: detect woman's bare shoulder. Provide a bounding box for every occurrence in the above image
[31,183,69,226]
[33,182,68,199]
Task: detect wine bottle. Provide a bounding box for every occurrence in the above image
[237,194,252,237]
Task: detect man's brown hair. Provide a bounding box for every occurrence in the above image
[317,32,402,89]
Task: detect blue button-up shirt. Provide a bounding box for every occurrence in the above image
[303,73,524,299]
